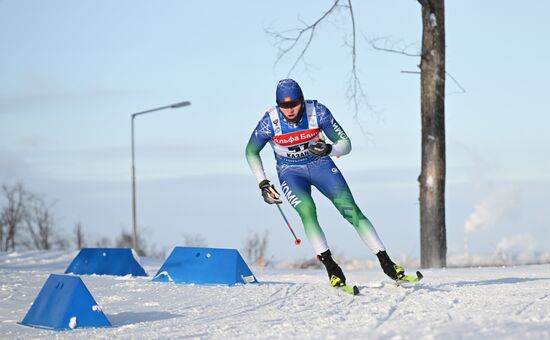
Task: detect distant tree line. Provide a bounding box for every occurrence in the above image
[1,183,280,263]
[0,183,66,251]
[243,230,270,267]
[0,182,157,255]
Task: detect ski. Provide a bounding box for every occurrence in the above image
[395,270,423,286]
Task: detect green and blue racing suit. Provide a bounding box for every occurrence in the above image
[245,100,386,255]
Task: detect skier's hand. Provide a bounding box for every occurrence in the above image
[259,180,282,204]
[308,140,332,157]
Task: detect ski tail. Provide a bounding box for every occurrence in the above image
[341,284,360,295]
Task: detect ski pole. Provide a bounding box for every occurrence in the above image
[275,204,301,245]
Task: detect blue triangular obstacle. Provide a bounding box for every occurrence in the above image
[65,248,147,276]
[152,247,257,285]
[20,274,111,330]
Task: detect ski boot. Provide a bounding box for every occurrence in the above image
[376,250,423,284]
[317,249,346,287]
[318,250,359,295]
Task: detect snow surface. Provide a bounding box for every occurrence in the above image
[1,251,549,339]
[69,316,77,330]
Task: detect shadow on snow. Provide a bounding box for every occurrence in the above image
[107,311,182,326]
[451,277,550,287]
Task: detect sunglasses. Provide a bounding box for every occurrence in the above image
[278,99,302,109]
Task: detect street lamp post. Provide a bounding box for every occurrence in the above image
[131,101,191,251]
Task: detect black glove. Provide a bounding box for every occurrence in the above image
[308,140,332,157]
[259,180,282,204]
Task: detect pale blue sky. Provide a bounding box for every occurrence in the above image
[1,0,549,261]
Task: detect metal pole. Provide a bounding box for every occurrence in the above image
[131,116,137,250]
[275,204,301,245]
[131,101,191,252]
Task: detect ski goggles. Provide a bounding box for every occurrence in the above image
[278,99,302,109]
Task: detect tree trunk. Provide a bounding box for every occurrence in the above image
[75,222,84,249]
[419,0,446,268]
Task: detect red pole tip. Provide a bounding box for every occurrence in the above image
[295,239,301,245]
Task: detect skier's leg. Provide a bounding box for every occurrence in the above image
[310,158,417,281]
[277,163,347,285]
[276,164,328,255]
[309,158,385,254]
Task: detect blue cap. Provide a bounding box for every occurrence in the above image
[276,79,303,104]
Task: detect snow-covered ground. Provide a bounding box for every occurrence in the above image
[1,251,549,339]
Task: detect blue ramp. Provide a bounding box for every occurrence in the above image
[152,247,257,285]
[20,274,111,330]
[65,248,147,277]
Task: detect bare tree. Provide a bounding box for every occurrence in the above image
[115,229,147,256]
[417,0,446,268]
[1,183,68,251]
[95,236,112,248]
[25,195,57,250]
[183,233,207,247]
[74,221,85,249]
[115,229,133,248]
[243,230,270,267]
[268,0,448,267]
[0,183,30,251]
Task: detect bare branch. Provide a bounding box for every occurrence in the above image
[266,0,342,76]
[367,36,421,57]
[445,71,466,95]
[369,36,465,96]
[266,0,373,136]
[401,70,465,96]
[343,0,371,121]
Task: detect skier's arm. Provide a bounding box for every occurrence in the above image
[246,138,283,204]
[317,103,351,157]
[245,140,268,183]
[245,114,273,184]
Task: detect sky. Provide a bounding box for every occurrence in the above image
[1,0,549,262]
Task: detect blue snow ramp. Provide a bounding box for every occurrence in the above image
[152,247,257,285]
[20,274,112,330]
[65,248,147,277]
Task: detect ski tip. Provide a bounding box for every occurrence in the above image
[353,285,360,295]
[416,271,424,281]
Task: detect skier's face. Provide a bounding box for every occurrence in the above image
[279,100,302,121]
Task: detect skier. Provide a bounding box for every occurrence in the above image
[245,79,419,290]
